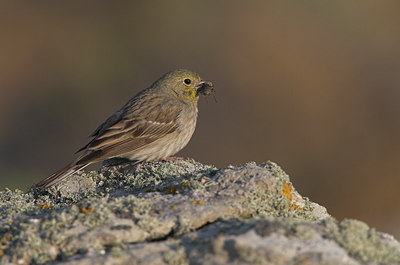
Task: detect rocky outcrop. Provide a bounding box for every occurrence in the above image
[0,160,399,264]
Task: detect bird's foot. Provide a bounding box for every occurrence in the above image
[163,156,185,162]
[154,157,185,162]
[103,157,137,167]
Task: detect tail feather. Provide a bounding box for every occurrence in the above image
[36,163,89,189]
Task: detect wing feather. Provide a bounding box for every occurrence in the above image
[75,95,182,163]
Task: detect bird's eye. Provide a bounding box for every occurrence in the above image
[184,78,191,85]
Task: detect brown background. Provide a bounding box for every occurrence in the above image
[1,2,399,238]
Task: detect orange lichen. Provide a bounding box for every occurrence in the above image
[282,183,303,211]
[294,258,310,264]
[0,235,11,258]
[81,208,95,213]
[282,183,293,201]
[191,200,205,205]
[38,204,52,209]
[182,181,190,187]
[287,203,303,211]
[171,205,178,210]
[167,185,177,194]
[1,236,11,241]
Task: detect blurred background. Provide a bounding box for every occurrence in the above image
[1,2,399,238]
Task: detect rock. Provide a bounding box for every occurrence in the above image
[0,160,399,265]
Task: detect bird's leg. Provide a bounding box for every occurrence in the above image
[160,157,185,162]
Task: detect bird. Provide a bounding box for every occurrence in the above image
[36,69,214,189]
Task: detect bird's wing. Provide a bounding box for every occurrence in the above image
[75,96,182,164]
[84,90,176,138]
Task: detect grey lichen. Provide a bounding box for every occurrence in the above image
[0,159,399,265]
[322,218,400,263]
[248,161,321,221]
[95,158,217,194]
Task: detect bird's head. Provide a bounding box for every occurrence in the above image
[154,69,214,103]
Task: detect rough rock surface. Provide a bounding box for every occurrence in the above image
[0,159,399,265]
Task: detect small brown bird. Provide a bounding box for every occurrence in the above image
[36,69,214,189]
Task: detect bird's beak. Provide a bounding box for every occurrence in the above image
[195,81,215,96]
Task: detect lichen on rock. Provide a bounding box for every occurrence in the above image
[0,159,399,265]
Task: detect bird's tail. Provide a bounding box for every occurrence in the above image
[36,163,89,189]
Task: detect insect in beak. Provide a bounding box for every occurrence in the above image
[196,81,217,102]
